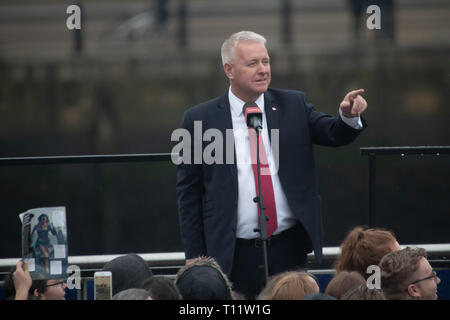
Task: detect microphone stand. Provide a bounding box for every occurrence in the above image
[252,126,270,288]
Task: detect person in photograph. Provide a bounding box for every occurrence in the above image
[31,214,57,273]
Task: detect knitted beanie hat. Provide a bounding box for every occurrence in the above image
[102,254,152,295]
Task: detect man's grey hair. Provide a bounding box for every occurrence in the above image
[221,31,267,66]
[112,288,150,300]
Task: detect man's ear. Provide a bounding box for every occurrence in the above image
[407,284,421,298]
[224,63,233,79]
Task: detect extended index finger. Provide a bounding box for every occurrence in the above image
[345,89,365,100]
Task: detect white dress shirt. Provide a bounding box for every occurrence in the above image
[228,88,362,239]
[229,89,297,238]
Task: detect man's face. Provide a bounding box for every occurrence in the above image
[41,279,67,300]
[409,257,440,300]
[224,41,271,102]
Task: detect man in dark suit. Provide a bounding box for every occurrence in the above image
[175,31,368,299]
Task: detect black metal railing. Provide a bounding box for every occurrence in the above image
[360,146,450,227]
[0,153,175,166]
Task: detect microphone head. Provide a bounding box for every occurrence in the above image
[243,102,262,129]
[242,101,259,114]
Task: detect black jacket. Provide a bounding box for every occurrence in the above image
[176,88,367,276]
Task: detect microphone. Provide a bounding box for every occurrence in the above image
[243,102,263,131]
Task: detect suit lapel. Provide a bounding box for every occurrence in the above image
[217,93,238,198]
[264,90,280,144]
[217,92,233,127]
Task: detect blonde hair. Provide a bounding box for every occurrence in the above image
[264,271,319,300]
[221,31,267,65]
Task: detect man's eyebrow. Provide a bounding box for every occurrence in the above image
[247,58,270,63]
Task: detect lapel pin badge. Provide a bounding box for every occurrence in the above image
[272,106,277,111]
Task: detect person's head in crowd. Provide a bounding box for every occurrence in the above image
[260,271,319,300]
[301,293,337,300]
[3,261,65,300]
[30,279,67,300]
[175,256,233,300]
[112,288,152,300]
[102,254,153,296]
[379,247,440,300]
[325,271,366,300]
[335,226,401,278]
[141,276,182,300]
[341,284,385,300]
[256,272,289,300]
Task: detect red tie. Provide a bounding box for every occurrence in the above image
[247,108,278,238]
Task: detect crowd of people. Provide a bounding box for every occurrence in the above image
[2,225,441,300]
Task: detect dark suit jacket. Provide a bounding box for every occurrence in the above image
[176,88,367,276]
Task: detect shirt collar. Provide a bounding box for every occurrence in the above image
[228,87,265,117]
